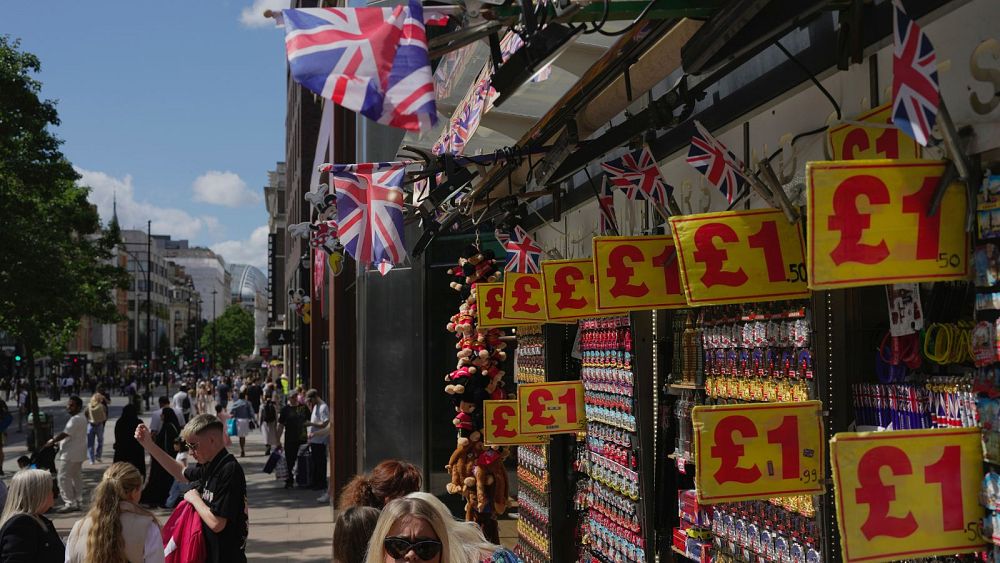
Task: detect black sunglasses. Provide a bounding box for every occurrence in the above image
[383,537,442,560]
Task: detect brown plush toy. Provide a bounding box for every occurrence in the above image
[473,448,509,514]
[445,438,480,495]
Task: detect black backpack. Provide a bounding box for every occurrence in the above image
[182,396,191,412]
[262,401,277,423]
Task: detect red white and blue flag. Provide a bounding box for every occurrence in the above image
[598,176,618,235]
[332,162,407,275]
[503,226,542,274]
[601,147,672,205]
[278,0,437,132]
[891,0,939,147]
[687,121,748,204]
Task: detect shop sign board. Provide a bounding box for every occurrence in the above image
[807,160,969,289]
[827,102,922,161]
[830,427,986,563]
[482,400,547,446]
[517,380,586,435]
[592,235,688,313]
[502,273,549,322]
[670,209,810,306]
[692,401,825,503]
[475,282,534,328]
[541,259,603,321]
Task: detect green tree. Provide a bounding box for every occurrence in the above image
[201,305,254,369]
[0,37,130,446]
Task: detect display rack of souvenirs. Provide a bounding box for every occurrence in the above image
[669,302,820,563]
[514,325,552,563]
[577,316,645,563]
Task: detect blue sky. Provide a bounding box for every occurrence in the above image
[3,0,293,269]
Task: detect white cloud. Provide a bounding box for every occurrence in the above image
[192,171,261,207]
[211,225,270,270]
[77,167,220,242]
[240,0,289,28]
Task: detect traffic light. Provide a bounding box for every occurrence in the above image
[13,355,20,362]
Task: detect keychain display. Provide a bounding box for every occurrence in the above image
[579,316,645,563]
[514,325,552,563]
[711,500,823,563]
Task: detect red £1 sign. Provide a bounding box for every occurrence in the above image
[502,273,548,322]
[517,381,586,435]
[828,102,921,161]
[669,208,810,306]
[692,401,825,503]
[830,427,986,562]
[807,160,969,290]
[541,259,602,321]
[483,400,546,446]
[592,236,687,313]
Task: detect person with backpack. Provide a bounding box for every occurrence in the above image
[171,385,191,424]
[258,392,279,457]
[276,393,310,490]
[84,393,108,465]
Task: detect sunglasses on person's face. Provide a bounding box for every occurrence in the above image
[184,441,200,451]
[383,537,442,560]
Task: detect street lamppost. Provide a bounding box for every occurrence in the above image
[211,289,218,373]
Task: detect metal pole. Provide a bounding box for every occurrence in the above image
[212,289,218,374]
[146,220,152,401]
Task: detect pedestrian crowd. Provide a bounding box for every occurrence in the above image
[0,372,516,563]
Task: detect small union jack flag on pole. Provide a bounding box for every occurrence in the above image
[598,176,618,236]
[600,147,672,205]
[277,0,437,132]
[332,162,407,276]
[687,121,748,204]
[503,226,542,274]
[891,0,939,147]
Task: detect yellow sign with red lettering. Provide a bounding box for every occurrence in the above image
[541,259,602,321]
[670,209,810,306]
[830,427,986,563]
[828,102,921,161]
[502,273,548,322]
[692,401,825,503]
[807,160,969,289]
[517,381,586,435]
[592,236,688,312]
[475,282,533,328]
[483,400,547,446]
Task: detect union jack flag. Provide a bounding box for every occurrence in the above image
[503,226,542,274]
[278,0,437,132]
[687,121,748,204]
[891,0,939,147]
[601,147,672,205]
[598,176,618,235]
[333,162,407,275]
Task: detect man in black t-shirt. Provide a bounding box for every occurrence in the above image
[277,393,310,489]
[136,413,248,563]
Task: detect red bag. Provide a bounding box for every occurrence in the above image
[162,500,206,563]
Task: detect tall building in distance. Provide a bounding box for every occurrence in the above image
[121,229,175,363]
[264,162,287,330]
[228,263,268,356]
[158,238,230,322]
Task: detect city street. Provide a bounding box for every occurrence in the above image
[3,390,334,563]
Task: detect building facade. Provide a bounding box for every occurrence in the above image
[158,239,230,323]
[121,229,174,367]
[228,263,268,356]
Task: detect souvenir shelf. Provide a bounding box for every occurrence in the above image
[579,316,646,563]
[666,303,825,563]
[514,325,551,563]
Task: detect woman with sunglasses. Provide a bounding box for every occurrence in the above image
[365,493,517,563]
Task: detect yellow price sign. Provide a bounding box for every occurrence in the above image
[692,401,825,503]
[670,208,810,306]
[828,102,921,161]
[592,236,688,313]
[475,282,533,328]
[807,160,969,289]
[541,259,602,321]
[502,273,548,322]
[517,381,585,435]
[830,428,986,563]
[482,400,546,446]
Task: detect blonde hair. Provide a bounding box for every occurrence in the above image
[84,463,158,563]
[365,496,456,563]
[406,492,498,563]
[0,469,53,531]
[181,413,224,440]
[88,393,104,408]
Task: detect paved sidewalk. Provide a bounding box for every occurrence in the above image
[3,389,334,563]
